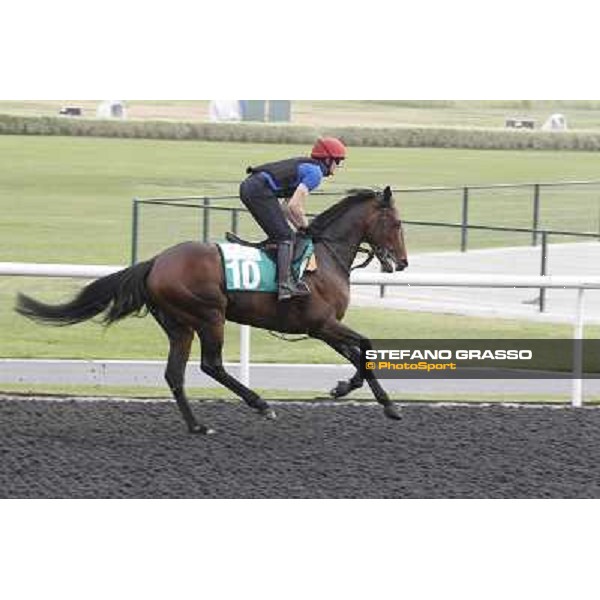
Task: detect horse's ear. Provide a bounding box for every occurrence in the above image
[382,186,392,206]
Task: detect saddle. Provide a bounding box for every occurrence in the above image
[225,231,276,251]
[218,233,316,293]
[225,232,310,264]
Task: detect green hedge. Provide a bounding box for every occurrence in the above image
[2,113,600,151]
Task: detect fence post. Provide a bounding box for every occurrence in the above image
[539,231,548,312]
[240,325,250,386]
[131,199,140,265]
[571,288,585,407]
[461,187,469,252]
[202,197,211,243]
[532,184,541,246]
[232,208,239,235]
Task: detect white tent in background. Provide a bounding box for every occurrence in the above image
[208,100,241,122]
[542,113,567,131]
[96,100,127,119]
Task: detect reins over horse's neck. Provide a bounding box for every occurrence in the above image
[313,237,358,276]
[309,196,374,276]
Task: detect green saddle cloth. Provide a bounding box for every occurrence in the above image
[217,240,315,292]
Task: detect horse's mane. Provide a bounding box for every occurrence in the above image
[307,188,380,236]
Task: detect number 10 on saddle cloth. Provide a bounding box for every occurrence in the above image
[217,240,317,292]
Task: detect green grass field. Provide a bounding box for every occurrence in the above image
[2,134,599,369]
[0,384,593,405]
[2,135,600,265]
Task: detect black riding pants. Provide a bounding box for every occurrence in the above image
[239,175,294,242]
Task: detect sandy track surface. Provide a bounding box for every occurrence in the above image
[2,397,600,498]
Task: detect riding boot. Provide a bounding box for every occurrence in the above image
[277,241,311,301]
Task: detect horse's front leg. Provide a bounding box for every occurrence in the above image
[310,319,401,420]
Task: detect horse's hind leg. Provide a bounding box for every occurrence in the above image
[327,342,364,399]
[151,309,212,434]
[198,321,276,420]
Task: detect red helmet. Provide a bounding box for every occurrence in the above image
[311,137,346,161]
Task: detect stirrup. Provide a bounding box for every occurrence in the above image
[278,281,311,301]
[277,240,311,301]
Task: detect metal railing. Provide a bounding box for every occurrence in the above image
[131,180,600,262]
[392,180,600,249]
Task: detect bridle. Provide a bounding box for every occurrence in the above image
[311,235,391,276]
[307,190,405,276]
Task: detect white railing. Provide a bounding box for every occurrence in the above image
[0,262,122,278]
[3,262,600,406]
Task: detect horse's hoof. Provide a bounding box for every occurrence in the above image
[330,381,351,399]
[188,424,214,435]
[383,403,402,420]
[259,407,277,420]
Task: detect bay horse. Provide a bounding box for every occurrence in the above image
[16,186,408,434]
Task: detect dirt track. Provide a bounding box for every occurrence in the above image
[2,397,600,498]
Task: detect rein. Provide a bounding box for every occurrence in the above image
[311,235,375,276]
[352,246,376,271]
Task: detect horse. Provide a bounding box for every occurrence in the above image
[15,186,408,434]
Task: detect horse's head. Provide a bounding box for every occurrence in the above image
[364,186,408,272]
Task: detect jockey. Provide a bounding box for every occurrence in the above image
[239,137,346,301]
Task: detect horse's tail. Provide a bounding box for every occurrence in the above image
[15,259,156,327]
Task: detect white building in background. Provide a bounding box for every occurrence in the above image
[208,100,241,122]
[542,113,567,131]
[96,100,127,119]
